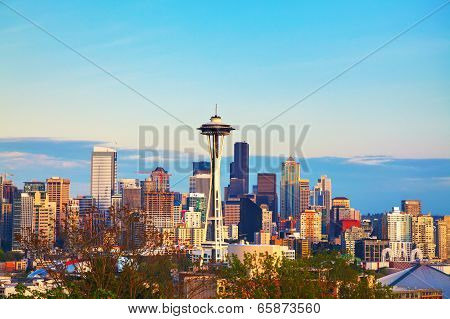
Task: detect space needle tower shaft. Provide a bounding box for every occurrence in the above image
[197,106,234,261]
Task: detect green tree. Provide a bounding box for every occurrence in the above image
[219,251,393,299]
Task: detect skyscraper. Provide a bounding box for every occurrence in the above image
[230,142,249,194]
[189,173,211,204]
[141,167,175,230]
[122,186,141,211]
[197,110,234,261]
[151,167,170,192]
[12,192,33,251]
[256,173,277,214]
[31,191,56,248]
[0,201,13,251]
[280,157,300,219]
[224,178,245,200]
[401,200,421,217]
[387,207,412,261]
[412,214,435,259]
[90,147,117,212]
[239,197,262,243]
[387,208,412,242]
[46,177,70,243]
[316,175,332,213]
[299,179,310,214]
[2,180,18,205]
[436,219,448,261]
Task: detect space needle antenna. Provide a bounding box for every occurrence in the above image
[215,104,218,116]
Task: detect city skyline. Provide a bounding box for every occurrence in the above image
[1,137,449,214]
[1,0,450,304]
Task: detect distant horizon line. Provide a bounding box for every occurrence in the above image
[1,137,449,160]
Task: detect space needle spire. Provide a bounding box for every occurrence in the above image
[197,106,234,262]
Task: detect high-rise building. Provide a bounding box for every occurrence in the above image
[436,218,448,261]
[142,191,175,229]
[387,207,412,261]
[0,201,13,251]
[118,178,139,194]
[189,173,210,196]
[187,193,207,222]
[31,191,56,247]
[316,175,332,213]
[387,207,412,242]
[111,194,122,212]
[151,167,170,192]
[197,110,234,261]
[173,200,182,225]
[78,195,95,218]
[342,226,366,256]
[2,180,18,205]
[223,199,241,227]
[224,177,246,200]
[412,214,435,259]
[122,186,141,211]
[239,197,262,243]
[256,173,277,214]
[90,147,117,213]
[445,216,450,260]
[299,179,310,214]
[401,200,421,217]
[140,167,174,230]
[280,157,300,219]
[300,209,322,243]
[12,192,34,251]
[261,204,273,234]
[189,172,210,214]
[230,142,249,194]
[0,175,3,203]
[46,177,70,242]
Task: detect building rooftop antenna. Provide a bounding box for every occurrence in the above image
[215,104,218,116]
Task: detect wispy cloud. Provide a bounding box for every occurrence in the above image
[121,150,195,163]
[0,151,89,169]
[405,176,450,187]
[0,151,27,158]
[346,155,394,166]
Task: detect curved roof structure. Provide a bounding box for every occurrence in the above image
[378,264,450,298]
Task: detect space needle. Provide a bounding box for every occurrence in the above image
[198,106,234,262]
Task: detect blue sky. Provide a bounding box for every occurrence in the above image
[1,0,449,157]
[0,1,449,213]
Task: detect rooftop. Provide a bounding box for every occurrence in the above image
[378,264,450,298]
